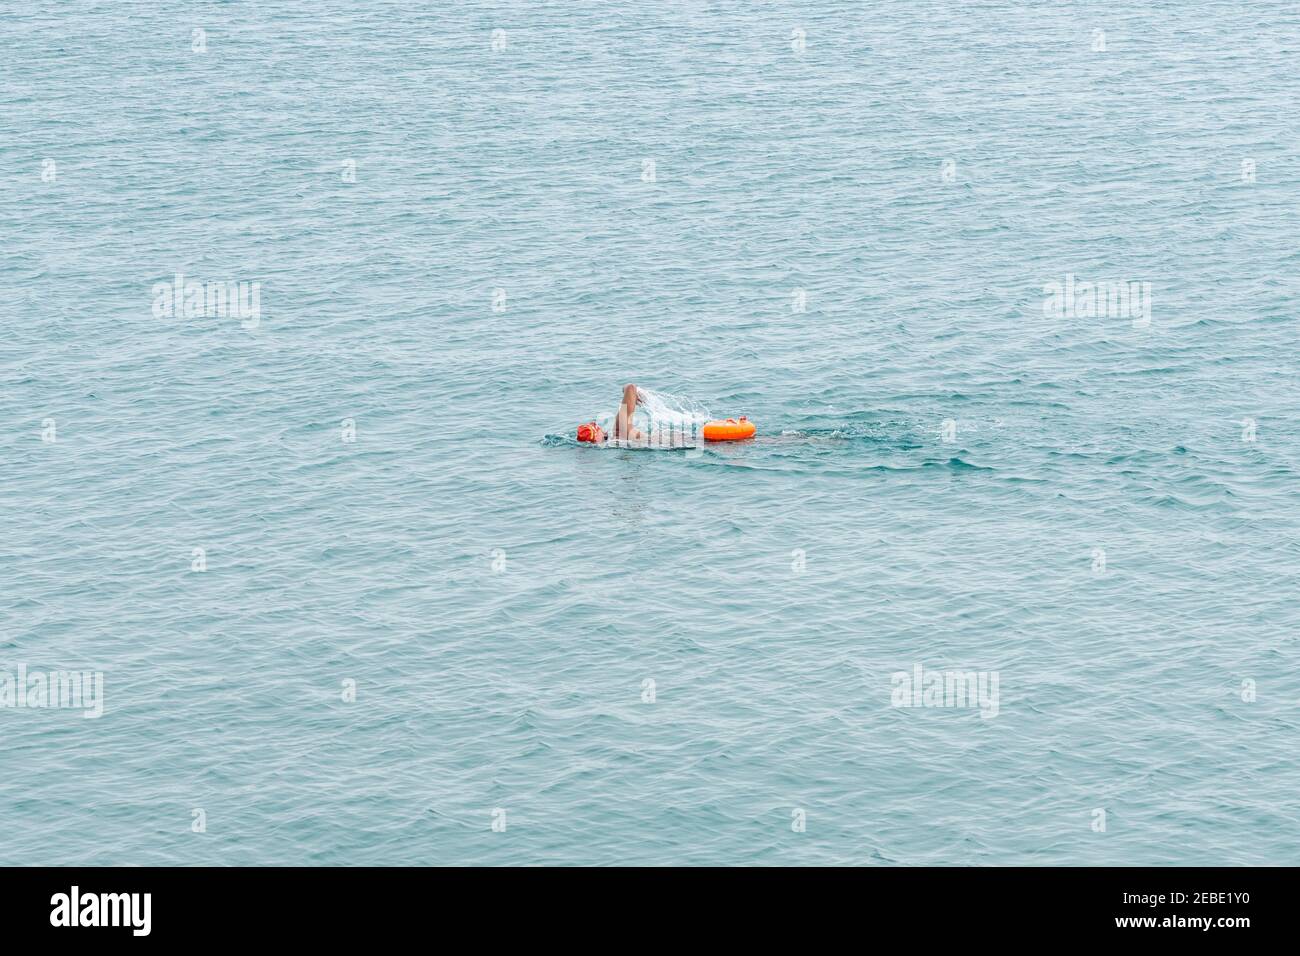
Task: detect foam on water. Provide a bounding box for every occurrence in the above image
[634,387,713,429]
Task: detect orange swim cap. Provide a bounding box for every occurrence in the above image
[576,422,603,443]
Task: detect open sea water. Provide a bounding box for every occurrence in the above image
[2,1,1298,866]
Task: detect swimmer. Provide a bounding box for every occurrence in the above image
[577,383,646,444]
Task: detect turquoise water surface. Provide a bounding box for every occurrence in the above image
[3,2,1299,865]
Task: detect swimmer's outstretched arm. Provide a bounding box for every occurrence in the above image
[616,383,646,440]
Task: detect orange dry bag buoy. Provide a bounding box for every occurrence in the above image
[702,417,756,441]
